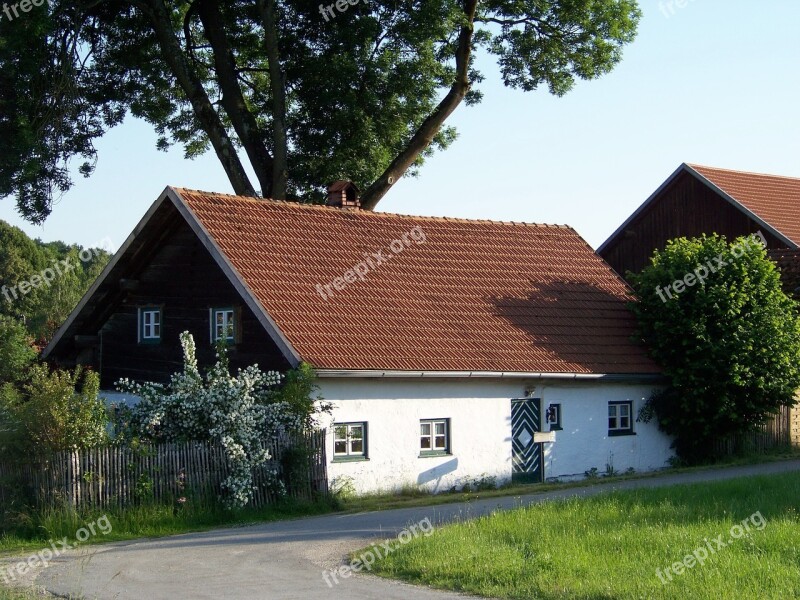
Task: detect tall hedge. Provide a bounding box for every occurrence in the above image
[629,233,800,462]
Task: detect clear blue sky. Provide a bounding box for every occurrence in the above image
[1,1,798,251]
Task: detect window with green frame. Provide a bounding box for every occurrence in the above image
[210,307,236,343]
[546,403,562,431]
[138,307,162,344]
[333,422,367,460]
[420,418,450,456]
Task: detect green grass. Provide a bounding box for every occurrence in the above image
[0,496,336,557]
[2,450,798,557]
[0,589,42,599]
[365,472,800,600]
[339,448,800,514]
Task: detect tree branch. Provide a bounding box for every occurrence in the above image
[359,0,478,210]
[135,0,257,196]
[196,0,275,196]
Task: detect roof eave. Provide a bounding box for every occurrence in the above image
[315,369,664,382]
[43,187,175,359]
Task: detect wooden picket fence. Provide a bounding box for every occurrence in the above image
[0,429,327,510]
[713,405,796,456]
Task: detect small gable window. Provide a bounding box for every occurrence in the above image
[138,307,162,344]
[210,307,238,344]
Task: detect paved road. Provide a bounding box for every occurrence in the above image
[33,460,800,600]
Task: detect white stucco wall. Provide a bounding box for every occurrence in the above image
[317,378,674,495]
[539,383,675,481]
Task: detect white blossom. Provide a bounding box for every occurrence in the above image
[118,332,306,508]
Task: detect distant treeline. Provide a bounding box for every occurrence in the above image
[0,220,111,343]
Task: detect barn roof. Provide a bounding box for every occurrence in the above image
[689,164,800,246]
[598,163,800,254]
[45,187,659,377]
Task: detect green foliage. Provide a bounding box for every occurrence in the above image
[1,0,640,217]
[270,362,331,428]
[0,2,112,222]
[0,365,108,459]
[0,220,111,341]
[0,316,37,383]
[629,234,800,463]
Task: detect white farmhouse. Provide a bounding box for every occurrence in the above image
[45,183,673,494]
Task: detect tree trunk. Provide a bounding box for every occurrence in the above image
[136,0,257,197]
[258,0,289,200]
[196,0,275,196]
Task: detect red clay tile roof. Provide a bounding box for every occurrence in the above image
[175,188,658,374]
[689,164,800,245]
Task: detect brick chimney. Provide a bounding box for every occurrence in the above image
[326,180,360,209]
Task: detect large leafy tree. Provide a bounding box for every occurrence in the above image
[1,0,641,221]
[630,234,800,463]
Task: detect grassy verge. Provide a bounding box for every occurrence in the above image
[0,590,39,599]
[364,471,800,599]
[1,450,797,559]
[0,496,336,557]
[340,448,800,514]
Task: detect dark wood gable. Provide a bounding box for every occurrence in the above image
[47,199,291,388]
[599,169,790,281]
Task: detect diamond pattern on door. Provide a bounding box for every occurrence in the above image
[511,398,543,483]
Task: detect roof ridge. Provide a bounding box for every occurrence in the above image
[171,186,575,230]
[687,164,800,182]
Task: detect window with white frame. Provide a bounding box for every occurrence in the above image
[211,308,236,343]
[420,419,450,455]
[333,422,367,459]
[608,401,634,436]
[138,307,162,343]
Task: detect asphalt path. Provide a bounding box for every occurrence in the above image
[29,460,800,599]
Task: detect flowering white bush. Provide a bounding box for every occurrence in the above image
[117,332,305,508]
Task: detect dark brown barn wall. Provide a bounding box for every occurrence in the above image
[600,172,789,281]
[94,218,290,388]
